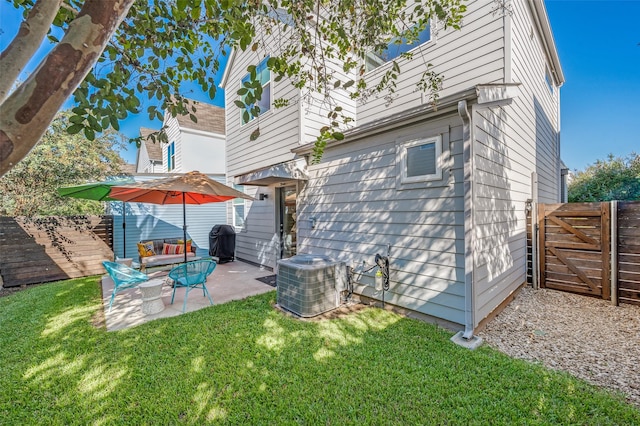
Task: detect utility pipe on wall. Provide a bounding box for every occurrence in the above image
[458,99,475,340]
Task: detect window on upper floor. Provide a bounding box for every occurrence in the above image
[398,135,442,184]
[365,23,432,72]
[545,66,554,94]
[167,141,175,171]
[240,57,271,125]
[233,185,247,228]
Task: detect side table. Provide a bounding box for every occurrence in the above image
[139,279,165,315]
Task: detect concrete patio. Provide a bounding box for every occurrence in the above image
[101,260,275,331]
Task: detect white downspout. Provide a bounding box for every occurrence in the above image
[451,99,482,349]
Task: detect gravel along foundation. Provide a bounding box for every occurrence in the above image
[479,286,640,407]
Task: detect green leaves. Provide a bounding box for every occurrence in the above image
[7,0,467,163]
[0,110,127,216]
[568,153,640,202]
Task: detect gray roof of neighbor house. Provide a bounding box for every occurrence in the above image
[140,127,163,161]
[119,163,137,175]
[175,101,225,135]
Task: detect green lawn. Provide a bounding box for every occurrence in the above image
[1,277,638,425]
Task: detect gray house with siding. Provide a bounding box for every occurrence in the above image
[221,0,564,333]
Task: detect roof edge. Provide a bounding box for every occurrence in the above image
[220,48,237,89]
[292,87,478,155]
[529,0,565,87]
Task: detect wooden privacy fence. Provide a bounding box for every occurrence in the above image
[534,201,639,305]
[0,216,113,288]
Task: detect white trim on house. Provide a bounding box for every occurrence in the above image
[220,48,237,89]
[180,127,225,139]
[397,135,443,184]
[528,0,564,86]
[293,87,478,154]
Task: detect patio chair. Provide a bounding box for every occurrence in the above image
[102,261,149,312]
[168,259,216,313]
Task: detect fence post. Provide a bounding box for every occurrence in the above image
[531,172,539,290]
[611,200,618,306]
[537,203,545,289]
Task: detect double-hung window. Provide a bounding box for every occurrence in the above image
[233,185,247,228]
[365,24,432,72]
[240,57,271,125]
[167,141,175,172]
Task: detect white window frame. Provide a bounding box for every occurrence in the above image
[399,135,442,184]
[365,22,433,73]
[240,57,272,125]
[167,141,175,172]
[232,184,247,229]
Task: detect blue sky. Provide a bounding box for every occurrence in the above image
[1,1,638,169]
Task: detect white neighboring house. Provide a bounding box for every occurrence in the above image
[221,0,565,333]
[135,128,163,173]
[161,100,226,174]
[116,101,230,259]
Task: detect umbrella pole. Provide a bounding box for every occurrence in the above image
[122,201,126,258]
[183,193,188,263]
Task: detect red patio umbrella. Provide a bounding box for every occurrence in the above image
[109,171,253,263]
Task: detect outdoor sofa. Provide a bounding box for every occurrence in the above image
[137,237,196,271]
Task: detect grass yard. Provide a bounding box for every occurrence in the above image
[1,277,638,425]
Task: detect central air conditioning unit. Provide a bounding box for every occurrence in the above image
[277,254,346,318]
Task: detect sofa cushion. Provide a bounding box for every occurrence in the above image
[141,252,196,266]
[137,241,156,258]
[162,243,184,255]
[177,239,192,253]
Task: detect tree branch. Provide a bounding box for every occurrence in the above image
[0,0,63,104]
[0,0,136,177]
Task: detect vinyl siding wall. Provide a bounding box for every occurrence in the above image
[136,147,151,173]
[227,182,279,269]
[471,2,561,325]
[357,0,505,124]
[225,45,300,178]
[299,115,466,325]
[511,0,560,203]
[299,55,358,145]
[181,129,226,174]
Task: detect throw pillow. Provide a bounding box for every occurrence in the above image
[137,241,156,258]
[177,239,192,253]
[162,243,184,255]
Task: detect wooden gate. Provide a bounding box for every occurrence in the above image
[538,203,610,299]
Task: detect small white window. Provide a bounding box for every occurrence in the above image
[399,136,442,183]
[233,184,247,228]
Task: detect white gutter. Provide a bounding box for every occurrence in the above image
[451,100,482,349]
[458,99,475,340]
[529,0,565,86]
[450,99,482,350]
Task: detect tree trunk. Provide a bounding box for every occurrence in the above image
[0,0,135,178]
[0,0,63,104]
